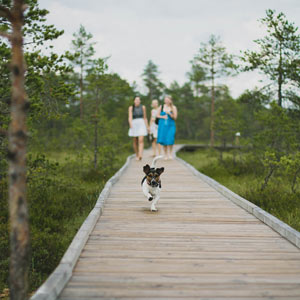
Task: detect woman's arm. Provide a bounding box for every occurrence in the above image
[156,106,162,118]
[156,105,167,119]
[168,105,178,120]
[149,109,154,126]
[128,106,133,128]
[143,106,149,130]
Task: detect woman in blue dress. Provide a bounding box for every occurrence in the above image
[157,96,178,160]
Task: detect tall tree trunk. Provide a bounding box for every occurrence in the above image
[8,1,30,299]
[80,65,83,119]
[94,118,98,169]
[210,47,215,148]
[94,88,100,169]
[210,75,215,147]
[278,42,283,107]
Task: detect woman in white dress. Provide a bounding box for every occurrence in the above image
[149,99,161,156]
[128,97,149,160]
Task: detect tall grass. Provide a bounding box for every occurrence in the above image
[0,149,131,295]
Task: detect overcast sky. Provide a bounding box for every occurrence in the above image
[39,0,300,98]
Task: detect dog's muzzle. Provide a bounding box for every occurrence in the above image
[150,179,159,187]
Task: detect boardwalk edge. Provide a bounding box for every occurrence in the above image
[30,154,135,300]
[175,145,300,249]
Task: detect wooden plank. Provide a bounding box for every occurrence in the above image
[58,149,300,299]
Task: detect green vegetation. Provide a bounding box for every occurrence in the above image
[0,1,134,295]
[0,149,131,293]
[0,2,300,298]
[178,148,300,232]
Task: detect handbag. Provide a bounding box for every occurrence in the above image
[155,117,159,125]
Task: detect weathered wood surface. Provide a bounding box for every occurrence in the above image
[59,149,300,300]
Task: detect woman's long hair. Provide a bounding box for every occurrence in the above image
[166,95,173,109]
[133,96,140,107]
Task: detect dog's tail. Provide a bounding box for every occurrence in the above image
[151,155,163,168]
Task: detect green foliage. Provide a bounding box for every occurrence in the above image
[0,149,130,293]
[242,9,300,106]
[278,153,300,193]
[187,64,206,96]
[2,1,300,296]
[165,81,208,140]
[191,34,238,83]
[0,176,8,295]
[253,102,298,154]
[0,6,135,295]
[236,89,268,140]
[65,24,96,116]
[214,97,241,146]
[142,60,165,102]
[67,24,96,66]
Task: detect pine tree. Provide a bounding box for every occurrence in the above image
[0,1,29,299]
[67,25,95,119]
[192,35,237,146]
[243,9,300,107]
[142,60,165,101]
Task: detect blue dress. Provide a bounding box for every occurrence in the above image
[157,110,176,146]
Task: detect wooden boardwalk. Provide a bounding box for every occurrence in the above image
[59,150,300,300]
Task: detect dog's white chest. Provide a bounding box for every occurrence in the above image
[142,180,160,195]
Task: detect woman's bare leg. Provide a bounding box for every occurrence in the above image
[133,137,138,159]
[138,136,144,160]
[157,143,161,155]
[163,145,168,159]
[168,145,173,159]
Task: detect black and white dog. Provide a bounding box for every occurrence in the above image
[141,156,164,211]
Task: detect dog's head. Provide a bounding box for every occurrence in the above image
[143,164,164,187]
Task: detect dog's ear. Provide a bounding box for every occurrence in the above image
[143,164,150,174]
[156,167,164,175]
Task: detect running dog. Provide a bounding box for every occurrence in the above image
[141,156,164,211]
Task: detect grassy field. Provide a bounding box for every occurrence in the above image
[178,148,300,232]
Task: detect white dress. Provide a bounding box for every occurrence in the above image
[128,105,148,137]
[150,109,159,138]
[128,119,148,137]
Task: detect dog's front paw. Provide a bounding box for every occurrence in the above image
[148,196,153,201]
[151,205,157,212]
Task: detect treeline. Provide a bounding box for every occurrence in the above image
[0,0,300,296]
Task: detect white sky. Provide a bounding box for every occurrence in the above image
[39,0,300,98]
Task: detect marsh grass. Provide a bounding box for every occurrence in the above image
[0,149,131,294]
